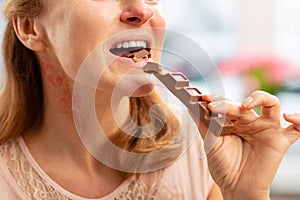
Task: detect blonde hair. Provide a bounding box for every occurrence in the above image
[0,0,48,143]
[0,0,182,161]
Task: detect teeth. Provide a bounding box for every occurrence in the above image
[122,42,129,48]
[129,41,137,47]
[114,41,147,49]
[136,41,146,48]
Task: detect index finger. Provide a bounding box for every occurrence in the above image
[242,90,280,124]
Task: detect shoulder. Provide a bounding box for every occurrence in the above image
[0,139,22,168]
[0,138,20,157]
[0,139,28,200]
[0,170,21,199]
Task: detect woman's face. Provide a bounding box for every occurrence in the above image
[38,0,166,96]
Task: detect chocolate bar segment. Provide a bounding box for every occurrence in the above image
[143,62,162,74]
[143,62,233,136]
[185,88,203,102]
[158,72,190,88]
[127,49,150,62]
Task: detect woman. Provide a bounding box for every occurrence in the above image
[0,0,299,199]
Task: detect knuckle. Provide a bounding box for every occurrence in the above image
[251,90,265,96]
[252,90,280,104]
[272,95,280,103]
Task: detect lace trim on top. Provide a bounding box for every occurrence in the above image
[0,138,163,200]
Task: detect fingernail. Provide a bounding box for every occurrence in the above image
[242,97,254,107]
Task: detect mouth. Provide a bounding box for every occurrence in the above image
[109,40,152,61]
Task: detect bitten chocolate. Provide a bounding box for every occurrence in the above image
[143,61,233,136]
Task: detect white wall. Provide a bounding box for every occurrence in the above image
[238,0,276,54]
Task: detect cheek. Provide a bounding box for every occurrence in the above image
[151,6,167,29]
[150,9,166,62]
[51,27,94,80]
[46,12,112,81]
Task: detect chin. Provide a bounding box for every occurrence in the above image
[131,83,155,97]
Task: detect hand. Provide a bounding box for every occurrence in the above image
[205,90,300,200]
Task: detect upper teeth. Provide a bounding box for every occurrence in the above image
[115,41,147,49]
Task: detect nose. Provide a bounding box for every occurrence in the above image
[120,0,154,27]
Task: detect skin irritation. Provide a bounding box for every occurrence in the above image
[40,60,89,134]
[40,62,73,116]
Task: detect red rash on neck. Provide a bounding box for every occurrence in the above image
[40,62,73,116]
[39,62,87,131]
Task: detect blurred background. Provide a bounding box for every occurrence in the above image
[0,0,299,199]
[161,0,300,199]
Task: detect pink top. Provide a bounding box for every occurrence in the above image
[0,134,214,199]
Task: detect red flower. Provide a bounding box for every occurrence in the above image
[219,54,300,94]
[218,54,300,85]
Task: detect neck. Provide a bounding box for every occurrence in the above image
[23,60,120,168]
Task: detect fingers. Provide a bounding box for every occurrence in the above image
[202,95,212,102]
[208,90,280,125]
[242,90,281,124]
[202,95,228,103]
[208,100,258,123]
[284,113,300,132]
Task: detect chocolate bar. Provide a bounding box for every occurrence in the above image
[127,49,233,136]
[143,62,233,136]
